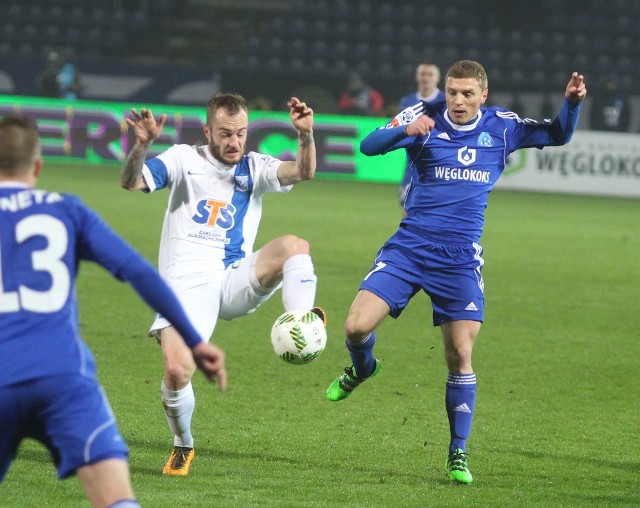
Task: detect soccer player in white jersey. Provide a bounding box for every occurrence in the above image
[0,116,226,507]
[326,61,587,484]
[120,93,322,476]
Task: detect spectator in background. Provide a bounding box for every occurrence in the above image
[36,50,83,101]
[397,61,445,212]
[589,76,629,132]
[338,72,384,116]
[36,51,62,98]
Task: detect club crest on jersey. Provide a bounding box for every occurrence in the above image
[234,175,249,192]
[458,146,476,166]
[477,132,493,147]
[386,103,424,128]
[192,199,236,229]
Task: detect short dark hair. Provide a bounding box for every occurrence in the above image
[417,60,440,70]
[446,60,488,91]
[0,116,41,176]
[206,93,248,124]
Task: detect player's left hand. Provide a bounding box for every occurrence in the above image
[565,72,587,103]
[288,97,314,133]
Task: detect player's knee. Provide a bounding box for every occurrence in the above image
[281,234,310,256]
[344,313,372,342]
[164,358,195,386]
[445,346,473,372]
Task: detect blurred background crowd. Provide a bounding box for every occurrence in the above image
[0,0,637,131]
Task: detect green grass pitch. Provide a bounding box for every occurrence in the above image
[3,161,639,507]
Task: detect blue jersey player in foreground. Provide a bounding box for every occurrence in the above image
[326,61,587,484]
[0,116,227,507]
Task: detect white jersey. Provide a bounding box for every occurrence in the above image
[142,144,291,277]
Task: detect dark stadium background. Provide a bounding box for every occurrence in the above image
[0,0,638,131]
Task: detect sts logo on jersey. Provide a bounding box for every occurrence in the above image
[192,199,236,229]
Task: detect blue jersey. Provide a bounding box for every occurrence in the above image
[398,88,446,112]
[0,184,204,388]
[362,98,581,241]
[397,89,446,188]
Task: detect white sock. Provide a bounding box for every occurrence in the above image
[282,253,317,311]
[161,381,195,448]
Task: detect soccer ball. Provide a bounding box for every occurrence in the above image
[270,309,327,365]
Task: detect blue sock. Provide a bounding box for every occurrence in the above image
[445,372,477,454]
[346,332,376,378]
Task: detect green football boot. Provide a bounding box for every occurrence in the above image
[445,448,473,484]
[326,359,381,401]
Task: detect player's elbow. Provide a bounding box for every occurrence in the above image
[120,177,147,191]
[295,162,316,182]
[360,138,376,156]
[550,129,574,146]
[301,166,316,181]
[360,136,388,157]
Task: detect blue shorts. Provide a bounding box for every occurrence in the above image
[0,375,129,481]
[360,225,485,326]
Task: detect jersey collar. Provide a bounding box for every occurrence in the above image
[443,109,483,131]
[0,181,29,189]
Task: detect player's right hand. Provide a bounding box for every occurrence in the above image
[126,107,167,146]
[192,342,228,391]
[405,115,435,137]
[565,72,587,103]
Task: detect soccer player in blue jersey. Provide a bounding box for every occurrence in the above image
[397,61,446,211]
[0,116,227,507]
[327,60,587,484]
[121,94,324,476]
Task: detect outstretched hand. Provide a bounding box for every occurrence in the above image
[565,72,587,103]
[126,108,168,146]
[287,97,314,133]
[192,342,227,391]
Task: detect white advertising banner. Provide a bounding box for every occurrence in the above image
[497,130,640,198]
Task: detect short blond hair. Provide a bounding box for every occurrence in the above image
[445,60,488,91]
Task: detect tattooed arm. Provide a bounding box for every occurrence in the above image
[120,108,167,190]
[277,97,316,185]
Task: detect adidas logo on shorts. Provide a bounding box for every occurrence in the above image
[464,302,478,311]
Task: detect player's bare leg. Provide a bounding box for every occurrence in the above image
[77,458,139,507]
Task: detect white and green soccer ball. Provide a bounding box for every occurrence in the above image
[270,309,327,365]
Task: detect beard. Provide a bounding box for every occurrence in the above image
[208,140,243,165]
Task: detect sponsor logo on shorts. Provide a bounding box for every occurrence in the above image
[464,301,478,311]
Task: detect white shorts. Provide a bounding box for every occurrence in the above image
[149,250,280,341]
